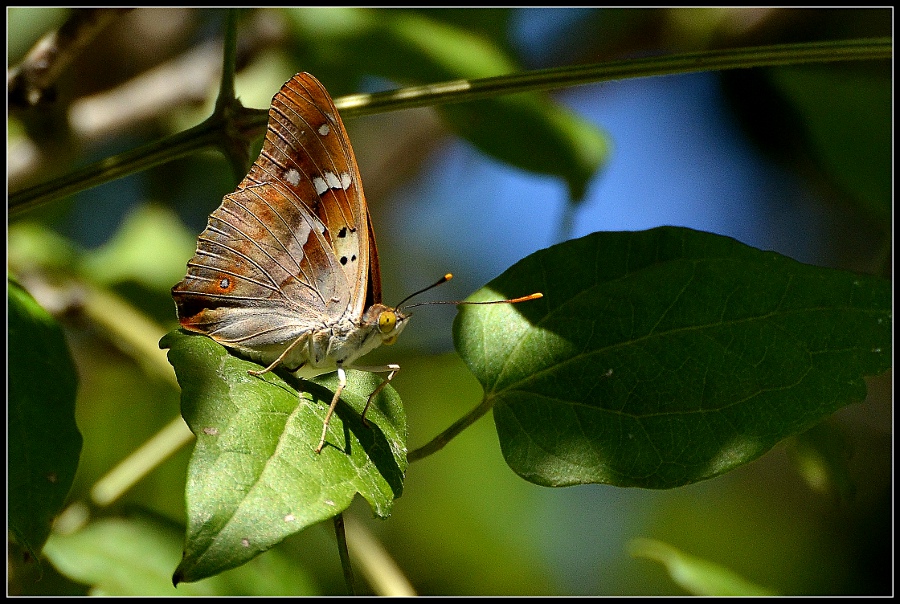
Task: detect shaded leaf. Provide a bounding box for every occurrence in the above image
[44,515,317,595]
[786,421,856,501]
[628,537,777,596]
[160,330,407,583]
[767,65,891,221]
[8,279,82,557]
[440,95,608,202]
[454,227,891,488]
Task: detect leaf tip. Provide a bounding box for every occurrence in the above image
[159,329,177,350]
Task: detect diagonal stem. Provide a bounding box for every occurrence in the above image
[408,395,494,462]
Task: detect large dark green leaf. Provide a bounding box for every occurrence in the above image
[160,330,407,583]
[8,279,82,557]
[453,227,891,488]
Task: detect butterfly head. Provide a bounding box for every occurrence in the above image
[363,273,541,350]
[365,304,409,346]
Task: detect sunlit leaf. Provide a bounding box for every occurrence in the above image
[454,227,891,488]
[44,516,317,595]
[161,330,407,583]
[628,537,777,596]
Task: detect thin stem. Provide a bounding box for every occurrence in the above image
[9,8,265,219]
[344,515,416,596]
[213,8,255,181]
[336,37,891,114]
[90,416,194,506]
[334,513,357,595]
[215,9,240,112]
[8,114,246,217]
[408,395,493,462]
[9,37,889,218]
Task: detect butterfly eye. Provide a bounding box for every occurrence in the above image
[378,310,397,335]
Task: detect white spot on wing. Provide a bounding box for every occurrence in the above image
[295,219,312,252]
[325,171,341,189]
[318,123,330,136]
[285,169,300,186]
[314,171,352,195]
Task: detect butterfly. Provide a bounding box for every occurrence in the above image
[172,72,408,453]
[173,72,541,454]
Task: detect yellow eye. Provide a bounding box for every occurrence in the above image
[378,311,397,334]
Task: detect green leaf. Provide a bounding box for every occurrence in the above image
[767,66,891,221]
[160,330,407,583]
[80,204,199,291]
[8,222,83,275]
[8,279,82,557]
[283,7,610,201]
[440,95,609,202]
[453,227,891,489]
[628,537,777,596]
[44,515,317,595]
[786,421,856,500]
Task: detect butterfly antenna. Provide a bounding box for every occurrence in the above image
[400,273,542,310]
[396,273,454,308]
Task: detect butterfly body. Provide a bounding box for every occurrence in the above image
[173,73,406,450]
[200,301,406,380]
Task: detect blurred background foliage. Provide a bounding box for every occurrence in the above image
[8,7,891,595]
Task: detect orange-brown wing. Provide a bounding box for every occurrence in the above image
[172,73,375,354]
[239,72,376,310]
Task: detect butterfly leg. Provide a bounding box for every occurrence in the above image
[247,335,308,376]
[314,362,400,453]
[357,364,401,427]
[315,366,347,454]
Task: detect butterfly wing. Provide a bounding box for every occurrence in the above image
[172,73,376,360]
[238,73,376,309]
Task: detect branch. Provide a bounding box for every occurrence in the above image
[10,37,890,218]
[336,37,891,114]
[8,8,134,108]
